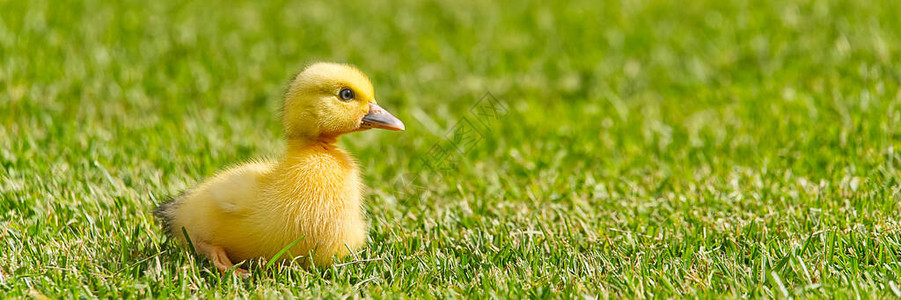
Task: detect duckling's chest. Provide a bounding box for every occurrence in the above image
[257,147,365,234]
[265,147,361,203]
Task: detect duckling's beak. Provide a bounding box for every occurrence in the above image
[361,103,405,131]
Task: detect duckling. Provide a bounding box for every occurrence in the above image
[154,62,404,274]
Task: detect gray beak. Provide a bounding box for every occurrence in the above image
[361,103,405,131]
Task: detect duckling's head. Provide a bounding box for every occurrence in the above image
[283,62,404,142]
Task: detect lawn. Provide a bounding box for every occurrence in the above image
[2,0,901,298]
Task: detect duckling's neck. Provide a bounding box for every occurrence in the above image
[266,137,359,192]
[286,137,338,151]
[280,138,354,170]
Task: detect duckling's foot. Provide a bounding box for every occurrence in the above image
[197,242,250,277]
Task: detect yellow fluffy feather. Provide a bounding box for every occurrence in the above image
[155,62,404,274]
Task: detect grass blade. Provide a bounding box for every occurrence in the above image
[181,226,196,255]
[266,236,305,269]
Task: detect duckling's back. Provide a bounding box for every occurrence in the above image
[155,161,275,255]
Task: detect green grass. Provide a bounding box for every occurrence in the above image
[2,0,901,298]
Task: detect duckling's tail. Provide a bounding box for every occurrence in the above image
[153,191,185,236]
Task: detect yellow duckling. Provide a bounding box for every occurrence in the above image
[155,62,404,274]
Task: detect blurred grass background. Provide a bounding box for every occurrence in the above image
[2,0,901,297]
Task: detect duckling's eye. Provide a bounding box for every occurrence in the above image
[339,88,355,101]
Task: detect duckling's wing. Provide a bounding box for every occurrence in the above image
[208,162,273,214]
